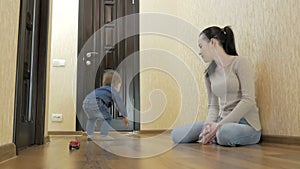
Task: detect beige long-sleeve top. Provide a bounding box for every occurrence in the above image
[205,56,261,131]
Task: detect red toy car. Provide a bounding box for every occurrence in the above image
[69,141,80,150]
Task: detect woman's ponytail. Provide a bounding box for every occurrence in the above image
[223,26,238,56]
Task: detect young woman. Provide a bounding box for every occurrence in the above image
[171,26,261,146]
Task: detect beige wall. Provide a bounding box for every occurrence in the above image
[47,0,78,131]
[140,0,206,130]
[0,0,20,146]
[140,0,300,136]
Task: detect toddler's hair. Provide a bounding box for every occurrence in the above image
[102,70,122,86]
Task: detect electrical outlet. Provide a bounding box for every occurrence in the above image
[52,114,63,122]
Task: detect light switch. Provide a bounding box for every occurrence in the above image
[52,59,66,67]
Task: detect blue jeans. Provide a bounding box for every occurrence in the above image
[82,99,112,136]
[171,118,261,146]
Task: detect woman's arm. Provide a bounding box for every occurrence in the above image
[205,77,219,122]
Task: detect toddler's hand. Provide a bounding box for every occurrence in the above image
[123,117,129,127]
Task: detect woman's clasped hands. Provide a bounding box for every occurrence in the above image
[199,122,221,144]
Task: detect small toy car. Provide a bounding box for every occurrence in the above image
[69,141,80,150]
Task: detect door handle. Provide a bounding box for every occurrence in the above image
[83,52,98,66]
[86,52,98,58]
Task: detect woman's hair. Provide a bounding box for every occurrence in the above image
[200,26,238,77]
[102,70,122,87]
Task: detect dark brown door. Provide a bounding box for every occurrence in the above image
[14,0,49,151]
[77,0,140,131]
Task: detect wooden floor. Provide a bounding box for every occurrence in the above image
[1,133,300,169]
